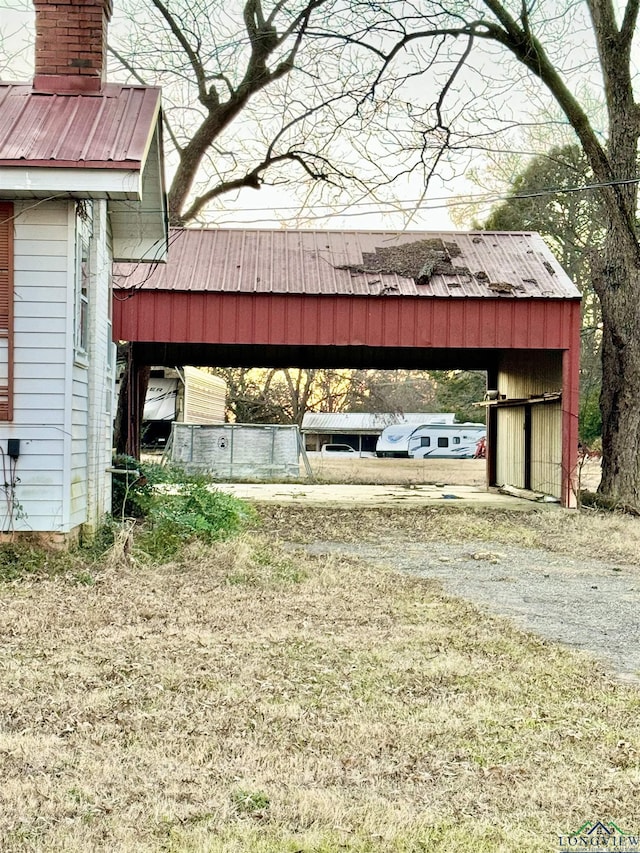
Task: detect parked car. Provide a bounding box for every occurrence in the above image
[321,443,357,455]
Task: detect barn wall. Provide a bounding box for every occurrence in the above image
[495,351,563,497]
[114,293,580,352]
[531,402,562,496]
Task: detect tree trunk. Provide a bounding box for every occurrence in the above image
[596,228,640,505]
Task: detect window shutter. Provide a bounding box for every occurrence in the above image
[0,202,14,421]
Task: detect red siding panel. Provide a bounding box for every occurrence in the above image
[562,302,582,507]
[114,292,579,351]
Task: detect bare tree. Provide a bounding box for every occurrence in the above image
[479,144,603,442]
[109,0,395,226]
[340,0,640,505]
[109,0,383,453]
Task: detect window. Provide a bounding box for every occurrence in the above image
[453,437,460,445]
[75,202,93,355]
[0,201,13,421]
[438,437,449,448]
[420,436,430,447]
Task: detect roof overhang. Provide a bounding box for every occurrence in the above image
[110,121,168,263]
[0,84,168,263]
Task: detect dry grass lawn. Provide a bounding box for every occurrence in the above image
[307,456,603,493]
[1,504,639,852]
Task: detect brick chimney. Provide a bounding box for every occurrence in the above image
[33,0,113,94]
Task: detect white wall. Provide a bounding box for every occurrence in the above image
[0,198,113,536]
[84,200,114,530]
[0,200,73,533]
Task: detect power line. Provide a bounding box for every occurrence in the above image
[110,172,638,228]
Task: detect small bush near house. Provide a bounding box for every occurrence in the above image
[137,481,254,561]
[111,456,255,561]
[111,454,153,519]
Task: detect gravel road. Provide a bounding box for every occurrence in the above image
[303,538,640,683]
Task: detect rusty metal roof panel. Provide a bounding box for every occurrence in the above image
[0,83,161,167]
[114,228,581,299]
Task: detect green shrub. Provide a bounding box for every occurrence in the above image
[111,458,254,560]
[111,454,153,519]
[579,388,602,444]
[137,482,254,561]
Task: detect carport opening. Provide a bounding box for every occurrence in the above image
[122,339,576,505]
[130,357,493,488]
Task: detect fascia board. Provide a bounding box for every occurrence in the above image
[0,167,142,199]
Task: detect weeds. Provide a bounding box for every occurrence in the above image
[136,482,254,562]
[0,543,50,581]
[0,464,254,581]
[111,458,255,562]
[231,789,271,816]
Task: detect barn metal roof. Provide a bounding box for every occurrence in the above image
[0,82,161,167]
[114,227,581,299]
[301,412,455,432]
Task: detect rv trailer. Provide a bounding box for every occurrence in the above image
[121,367,227,448]
[375,414,457,458]
[407,422,486,459]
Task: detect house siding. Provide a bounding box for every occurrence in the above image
[85,200,113,529]
[70,370,89,528]
[0,201,71,532]
[0,198,115,535]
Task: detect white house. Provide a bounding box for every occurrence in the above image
[0,0,167,542]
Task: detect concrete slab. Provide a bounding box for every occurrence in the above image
[215,483,563,511]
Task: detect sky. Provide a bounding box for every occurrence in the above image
[0,0,595,232]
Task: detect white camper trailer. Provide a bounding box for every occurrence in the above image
[375,414,457,458]
[407,423,486,459]
[120,367,227,447]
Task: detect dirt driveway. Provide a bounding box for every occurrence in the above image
[301,535,640,684]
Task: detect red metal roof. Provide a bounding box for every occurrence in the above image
[0,83,161,168]
[113,228,581,299]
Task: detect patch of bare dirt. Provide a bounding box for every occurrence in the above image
[262,504,640,682]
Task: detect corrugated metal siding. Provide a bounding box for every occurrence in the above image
[182,366,226,424]
[115,292,579,351]
[301,412,451,432]
[114,228,579,300]
[498,351,563,397]
[531,402,562,496]
[0,84,161,167]
[495,351,563,497]
[496,408,525,489]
